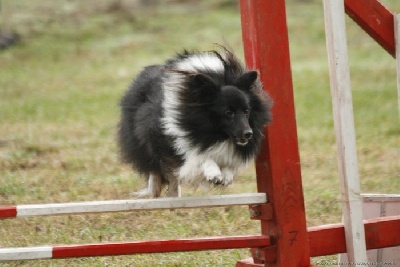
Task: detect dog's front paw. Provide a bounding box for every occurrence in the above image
[206,172,224,185]
[204,166,223,185]
[203,160,224,185]
[221,168,235,186]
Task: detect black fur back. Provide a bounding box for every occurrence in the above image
[118,65,181,177]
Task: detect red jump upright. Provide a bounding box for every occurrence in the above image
[344,0,395,57]
[238,0,310,266]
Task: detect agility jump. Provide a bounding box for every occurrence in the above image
[1,0,399,265]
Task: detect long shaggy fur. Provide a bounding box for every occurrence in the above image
[118,48,272,198]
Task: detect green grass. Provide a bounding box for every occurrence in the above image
[0,0,399,266]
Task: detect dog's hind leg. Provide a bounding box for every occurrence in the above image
[148,173,162,197]
[167,177,181,197]
[132,173,162,198]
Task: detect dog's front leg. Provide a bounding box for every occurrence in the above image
[221,167,236,186]
[202,159,224,185]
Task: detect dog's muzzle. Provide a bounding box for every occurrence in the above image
[235,130,253,146]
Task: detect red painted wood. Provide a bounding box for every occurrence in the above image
[236,260,318,267]
[364,215,400,250]
[251,246,277,263]
[236,258,264,267]
[308,223,346,257]
[308,215,400,257]
[344,0,395,57]
[53,235,270,258]
[0,206,17,219]
[239,0,310,266]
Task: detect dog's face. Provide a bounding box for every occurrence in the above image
[185,70,259,146]
[217,86,253,146]
[203,71,258,146]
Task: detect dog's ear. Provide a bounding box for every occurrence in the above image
[235,71,258,90]
[189,73,219,93]
[184,73,220,103]
[192,73,217,88]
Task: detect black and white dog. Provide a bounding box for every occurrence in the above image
[118,48,272,198]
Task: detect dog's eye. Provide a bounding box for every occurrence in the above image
[244,108,250,115]
[225,109,234,117]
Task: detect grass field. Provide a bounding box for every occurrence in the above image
[0,0,399,266]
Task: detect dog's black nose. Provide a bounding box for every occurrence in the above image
[244,131,253,140]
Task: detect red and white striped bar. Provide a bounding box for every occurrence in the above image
[0,235,271,261]
[0,193,267,219]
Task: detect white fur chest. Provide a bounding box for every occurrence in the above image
[178,140,248,186]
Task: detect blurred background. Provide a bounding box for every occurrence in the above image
[0,0,399,265]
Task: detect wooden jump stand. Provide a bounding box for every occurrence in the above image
[238,0,309,265]
[1,0,399,265]
[237,0,399,266]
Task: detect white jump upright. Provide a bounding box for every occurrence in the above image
[322,0,368,263]
[395,13,400,114]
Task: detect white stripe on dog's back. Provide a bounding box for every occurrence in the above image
[176,53,225,73]
[161,71,191,156]
[161,52,225,156]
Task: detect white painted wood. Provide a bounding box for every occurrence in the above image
[363,194,400,203]
[322,0,368,263]
[16,193,267,217]
[395,14,400,114]
[340,195,400,265]
[0,246,52,261]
